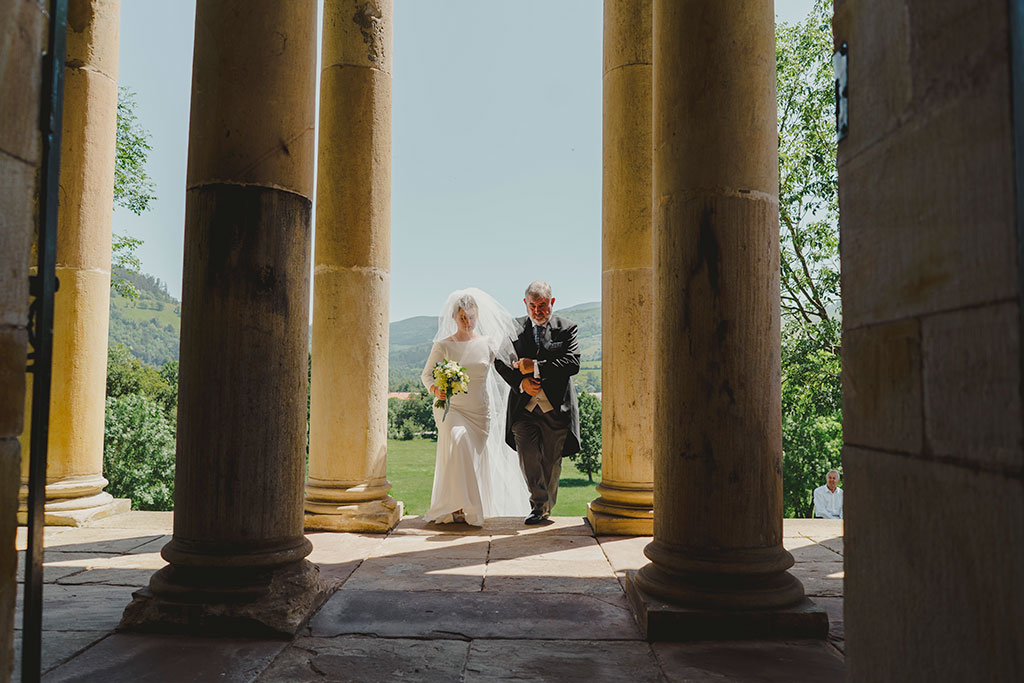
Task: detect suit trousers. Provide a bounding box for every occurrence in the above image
[511,405,569,516]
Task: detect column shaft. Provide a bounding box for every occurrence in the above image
[625,0,826,640]
[120,0,327,637]
[18,0,128,526]
[305,0,401,532]
[588,0,655,536]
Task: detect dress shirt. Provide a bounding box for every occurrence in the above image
[525,322,554,413]
[812,485,843,519]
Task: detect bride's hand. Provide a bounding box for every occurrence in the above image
[430,385,446,400]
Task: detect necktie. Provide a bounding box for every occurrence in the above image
[534,324,542,348]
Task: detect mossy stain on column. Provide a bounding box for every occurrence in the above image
[353,1,385,65]
[67,0,93,33]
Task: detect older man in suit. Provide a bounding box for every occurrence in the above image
[495,281,581,525]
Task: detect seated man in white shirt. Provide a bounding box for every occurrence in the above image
[812,469,843,519]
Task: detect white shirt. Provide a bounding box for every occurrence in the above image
[812,485,843,519]
[524,323,554,413]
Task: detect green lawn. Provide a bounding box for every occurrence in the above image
[386,437,599,518]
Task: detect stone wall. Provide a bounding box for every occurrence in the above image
[835,0,1024,678]
[0,0,46,678]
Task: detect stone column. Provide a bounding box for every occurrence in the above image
[120,0,327,636]
[1,1,47,675]
[18,0,128,526]
[624,0,826,639]
[588,0,655,537]
[305,0,402,533]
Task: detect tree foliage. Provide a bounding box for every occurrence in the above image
[777,1,843,516]
[570,392,601,482]
[388,391,436,441]
[103,393,175,511]
[112,87,156,299]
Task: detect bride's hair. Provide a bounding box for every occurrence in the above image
[452,294,478,319]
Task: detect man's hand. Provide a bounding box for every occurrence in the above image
[521,377,541,396]
[514,358,536,375]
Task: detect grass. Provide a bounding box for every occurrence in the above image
[386,437,599,518]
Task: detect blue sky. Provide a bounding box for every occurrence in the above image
[115,0,815,321]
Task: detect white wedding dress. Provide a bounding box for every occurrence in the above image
[420,335,530,526]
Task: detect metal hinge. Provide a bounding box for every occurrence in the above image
[833,41,849,141]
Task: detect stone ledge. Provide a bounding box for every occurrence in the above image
[624,571,830,642]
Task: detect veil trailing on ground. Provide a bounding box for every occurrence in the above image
[433,288,530,518]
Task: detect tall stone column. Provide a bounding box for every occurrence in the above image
[120,0,327,636]
[624,0,826,639]
[18,0,128,526]
[305,0,402,533]
[588,0,655,537]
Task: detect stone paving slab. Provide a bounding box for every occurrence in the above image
[257,636,470,682]
[15,584,135,632]
[790,562,845,598]
[597,535,650,575]
[464,639,664,683]
[123,535,171,555]
[817,537,844,555]
[787,541,844,563]
[309,589,642,640]
[306,532,386,587]
[392,516,593,537]
[29,528,166,554]
[86,511,173,529]
[15,526,71,550]
[783,518,844,538]
[654,639,844,682]
[483,573,623,594]
[489,534,604,562]
[484,557,621,594]
[370,532,490,560]
[41,633,286,683]
[17,551,112,584]
[12,630,108,679]
[341,556,486,592]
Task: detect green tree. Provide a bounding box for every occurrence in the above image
[111,86,156,299]
[570,392,601,482]
[103,393,175,510]
[387,391,436,441]
[777,1,843,516]
[106,344,176,418]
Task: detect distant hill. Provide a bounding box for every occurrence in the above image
[387,301,602,392]
[107,272,602,391]
[108,269,180,367]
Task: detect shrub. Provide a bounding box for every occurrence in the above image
[103,393,175,511]
[570,392,602,482]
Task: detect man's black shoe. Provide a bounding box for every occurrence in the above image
[524,512,545,525]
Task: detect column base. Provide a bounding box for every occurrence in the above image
[587,502,653,536]
[17,496,130,527]
[624,570,829,641]
[304,495,403,533]
[119,559,329,638]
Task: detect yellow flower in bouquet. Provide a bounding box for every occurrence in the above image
[432,360,470,421]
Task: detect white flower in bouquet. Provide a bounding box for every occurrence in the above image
[432,360,470,421]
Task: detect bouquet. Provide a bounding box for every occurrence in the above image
[432,359,469,421]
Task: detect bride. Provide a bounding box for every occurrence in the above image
[419,288,531,525]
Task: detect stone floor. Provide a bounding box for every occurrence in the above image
[13,513,845,682]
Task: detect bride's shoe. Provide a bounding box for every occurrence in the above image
[452,510,466,524]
